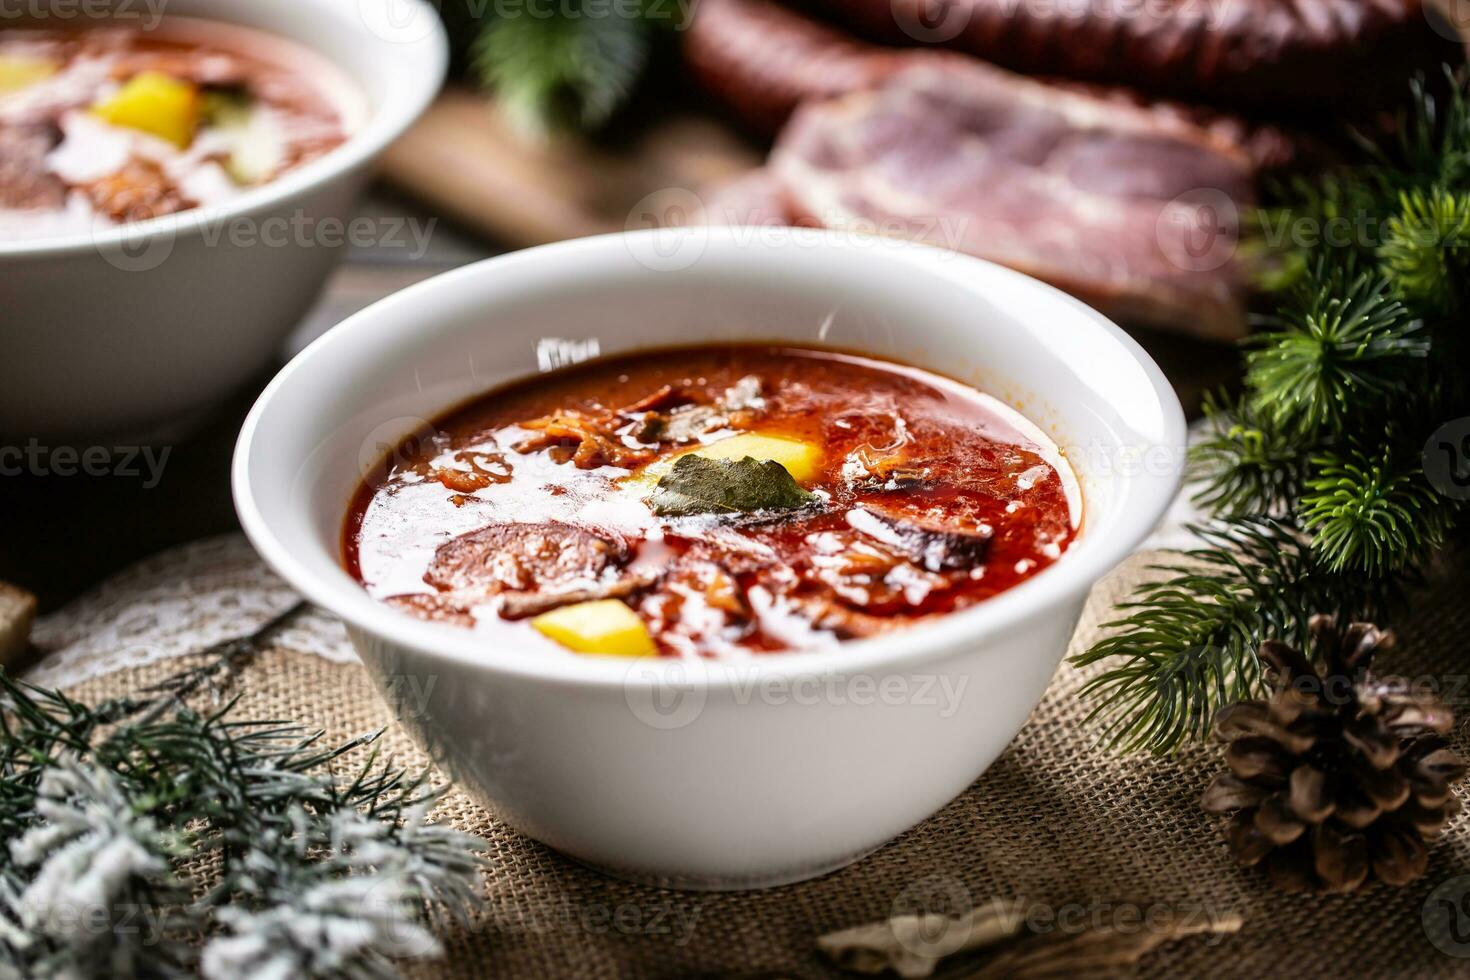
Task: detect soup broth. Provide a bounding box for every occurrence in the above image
[346,345,1079,658]
[0,18,357,240]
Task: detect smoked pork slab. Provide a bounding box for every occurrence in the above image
[769,63,1254,338]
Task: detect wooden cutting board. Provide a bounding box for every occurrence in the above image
[378,87,763,248]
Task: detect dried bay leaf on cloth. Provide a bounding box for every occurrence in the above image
[966,912,1243,979]
[816,897,1241,978]
[817,898,1029,977]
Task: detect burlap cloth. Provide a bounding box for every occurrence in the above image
[52,550,1470,979]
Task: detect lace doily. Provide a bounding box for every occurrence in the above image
[27,535,356,690]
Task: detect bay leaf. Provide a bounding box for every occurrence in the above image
[648,455,818,518]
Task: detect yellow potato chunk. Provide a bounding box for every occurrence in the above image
[628,431,823,493]
[531,599,657,657]
[93,71,201,148]
[689,432,822,484]
[0,54,57,94]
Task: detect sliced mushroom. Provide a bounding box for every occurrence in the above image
[802,530,952,613]
[847,501,991,572]
[626,375,766,445]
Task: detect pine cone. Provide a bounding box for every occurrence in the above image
[1202,615,1467,892]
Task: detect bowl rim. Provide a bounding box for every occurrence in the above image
[233,229,1187,689]
[0,0,447,258]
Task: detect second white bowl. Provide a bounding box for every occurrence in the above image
[0,0,446,440]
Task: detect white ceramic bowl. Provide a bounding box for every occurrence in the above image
[0,0,446,440]
[234,229,1185,889]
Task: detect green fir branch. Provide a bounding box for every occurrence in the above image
[1188,391,1304,516]
[470,3,661,133]
[1080,68,1470,754]
[1250,173,1388,288]
[1252,70,1470,291]
[1379,188,1470,313]
[0,611,487,979]
[1071,518,1385,754]
[1245,265,1427,439]
[1372,68,1470,188]
[1302,442,1453,577]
